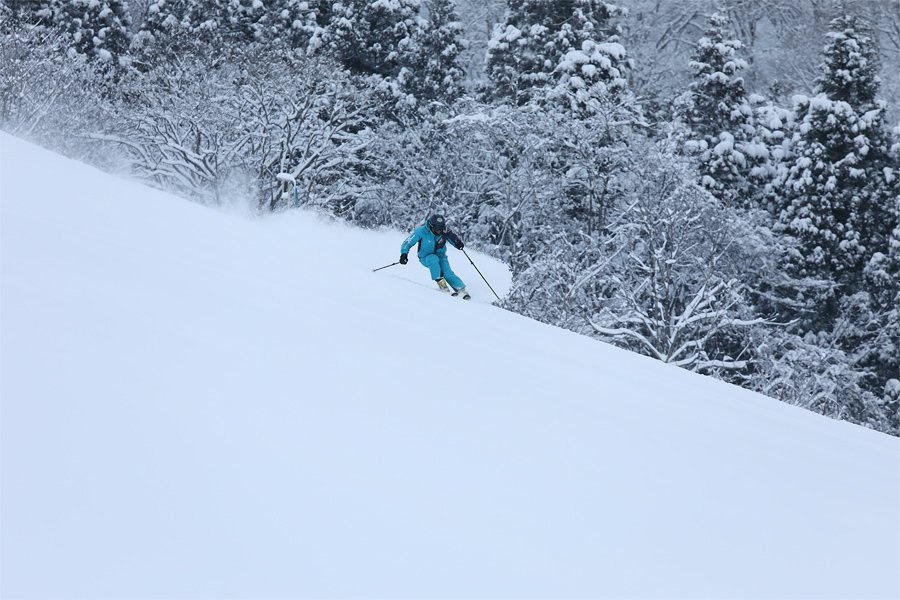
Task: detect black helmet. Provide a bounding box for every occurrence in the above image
[427,214,446,234]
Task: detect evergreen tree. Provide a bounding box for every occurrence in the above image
[138,0,265,46]
[776,16,896,293]
[404,0,464,105]
[680,12,767,206]
[851,145,900,406]
[685,13,749,139]
[72,0,130,59]
[547,36,631,117]
[26,0,132,60]
[326,0,422,78]
[1,0,54,29]
[484,0,627,107]
[256,0,324,50]
[323,0,463,113]
[888,202,900,394]
[816,14,881,109]
[772,15,899,408]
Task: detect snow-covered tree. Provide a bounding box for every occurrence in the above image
[326,0,422,77]
[834,147,900,404]
[749,326,894,434]
[616,0,816,119]
[15,0,132,61]
[546,36,633,117]
[586,150,766,373]
[776,16,897,291]
[91,44,246,205]
[322,0,463,113]
[678,12,769,206]
[1,0,53,28]
[816,12,882,109]
[755,100,793,204]
[769,16,900,411]
[137,0,266,46]
[484,0,628,108]
[402,0,465,106]
[93,46,372,210]
[0,14,105,145]
[254,62,375,211]
[254,0,324,49]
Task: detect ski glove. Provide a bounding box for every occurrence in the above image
[456,240,464,250]
[399,253,408,265]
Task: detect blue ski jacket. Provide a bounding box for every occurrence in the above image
[401,225,463,259]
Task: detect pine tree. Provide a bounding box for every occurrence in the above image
[852,214,900,400]
[776,16,896,291]
[853,143,900,408]
[1,0,54,28]
[484,0,626,107]
[39,0,131,60]
[817,14,882,109]
[326,0,422,78]
[772,15,899,410]
[138,0,265,46]
[323,0,463,112]
[404,0,464,106]
[680,12,765,206]
[256,0,324,50]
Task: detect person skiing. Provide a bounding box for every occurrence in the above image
[400,214,470,299]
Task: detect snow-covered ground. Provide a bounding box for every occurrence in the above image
[2,132,898,599]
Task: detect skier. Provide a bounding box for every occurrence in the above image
[400,214,470,299]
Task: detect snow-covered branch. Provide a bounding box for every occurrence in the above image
[585,149,767,373]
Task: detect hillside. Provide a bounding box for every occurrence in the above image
[2,132,898,599]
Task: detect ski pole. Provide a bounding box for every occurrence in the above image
[372,261,400,272]
[462,249,501,301]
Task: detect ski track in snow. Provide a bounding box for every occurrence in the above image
[2,133,899,599]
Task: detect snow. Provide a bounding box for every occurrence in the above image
[371,0,420,12]
[713,131,734,155]
[502,24,521,43]
[2,133,899,599]
[593,42,627,61]
[561,42,625,74]
[758,106,788,131]
[742,140,769,160]
[887,379,900,397]
[441,111,490,125]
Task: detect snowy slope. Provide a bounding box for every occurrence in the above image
[1,132,898,599]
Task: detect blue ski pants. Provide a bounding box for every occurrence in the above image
[420,254,465,290]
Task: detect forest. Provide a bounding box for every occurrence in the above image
[2,0,898,434]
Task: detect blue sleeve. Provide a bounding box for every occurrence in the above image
[446,230,463,249]
[401,227,422,255]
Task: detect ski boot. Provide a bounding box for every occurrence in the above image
[435,278,451,293]
[452,287,471,300]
